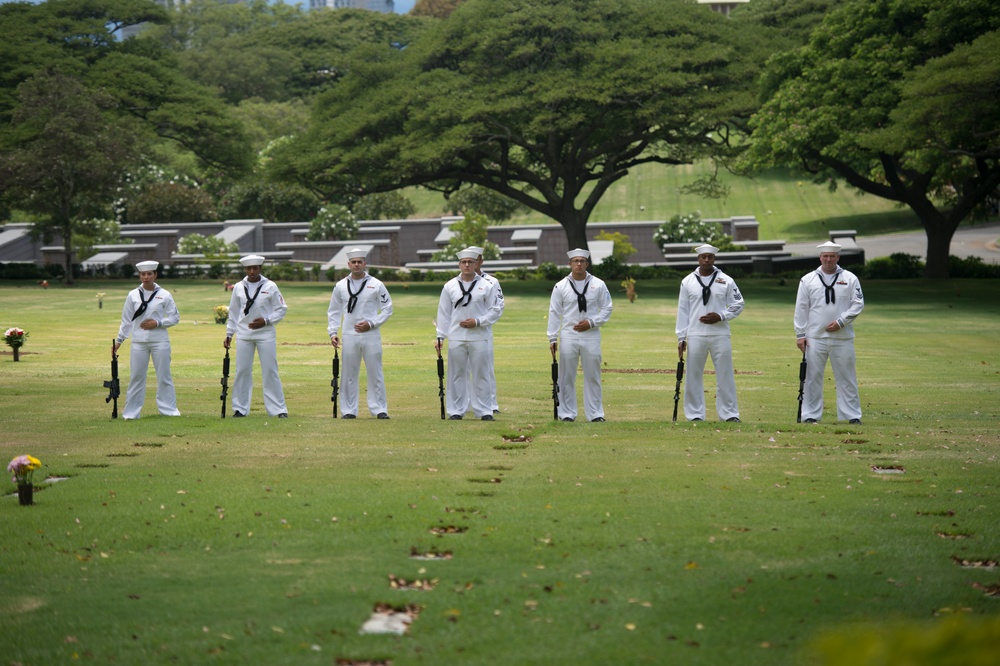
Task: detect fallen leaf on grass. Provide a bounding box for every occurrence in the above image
[951,556,998,569]
[388,574,438,591]
[428,525,468,535]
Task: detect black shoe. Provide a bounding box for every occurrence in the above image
[690,418,703,422]
[591,417,606,422]
[804,418,818,423]
[726,417,741,423]
[848,418,862,425]
[481,415,494,421]
[561,417,574,422]
[493,409,500,415]
[449,415,463,420]
[232,412,245,418]
[342,414,356,419]
[277,413,288,419]
[377,413,390,419]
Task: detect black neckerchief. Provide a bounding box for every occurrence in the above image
[819,270,839,305]
[569,277,590,313]
[131,287,159,321]
[694,270,718,306]
[455,278,478,308]
[347,277,368,314]
[243,280,264,316]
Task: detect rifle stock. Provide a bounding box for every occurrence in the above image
[103,339,120,419]
[437,338,445,420]
[220,349,230,418]
[672,355,684,422]
[331,348,340,418]
[796,348,807,423]
[551,348,560,420]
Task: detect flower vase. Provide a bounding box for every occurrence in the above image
[17,483,33,506]
[12,347,19,362]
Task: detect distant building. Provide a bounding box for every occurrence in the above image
[697,0,750,16]
[309,0,395,12]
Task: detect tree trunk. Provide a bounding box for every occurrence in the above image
[557,209,591,255]
[921,215,958,279]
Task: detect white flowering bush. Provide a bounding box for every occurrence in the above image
[306,204,359,241]
[653,212,727,246]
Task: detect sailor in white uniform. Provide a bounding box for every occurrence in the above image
[469,246,504,414]
[224,255,288,418]
[114,260,181,419]
[794,241,865,424]
[435,248,504,420]
[547,249,614,422]
[327,248,393,419]
[676,243,745,422]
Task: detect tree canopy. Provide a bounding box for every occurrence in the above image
[744,0,1000,278]
[279,0,762,251]
[0,71,143,284]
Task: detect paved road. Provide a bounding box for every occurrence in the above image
[784,221,1000,262]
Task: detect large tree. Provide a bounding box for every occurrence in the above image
[279,0,760,251]
[0,71,142,284]
[0,0,253,278]
[744,0,1000,278]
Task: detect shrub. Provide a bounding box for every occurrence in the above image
[591,256,629,281]
[353,192,416,220]
[126,183,217,225]
[863,253,925,279]
[307,204,358,241]
[654,211,724,246]
[73,218,128,261]
[594,230,636,261]
[432,213,500,261]
[217,180,319,223]
[536,262,564,281]
[949,255,1000,278]
[177,234,238,256]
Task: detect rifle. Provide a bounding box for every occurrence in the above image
[437,338,445,420]
[796,347,807,423]
[550,347,560,420]
[220,348,230,418]
[331,347,340,419]
[672,349,685,422]
[103,339,121,419]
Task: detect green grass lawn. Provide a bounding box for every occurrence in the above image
[1,278,999,665]
[404,163,924,242]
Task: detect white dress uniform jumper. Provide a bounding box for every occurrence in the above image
[676,268,745,421]
[226,275,289,417]
[436,274,504,419]
[794,262,865,422]
[327,273,393,417]
[547,272,614,421]
[116,283,181,419]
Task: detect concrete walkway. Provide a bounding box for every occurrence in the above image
[784,221,1000,263]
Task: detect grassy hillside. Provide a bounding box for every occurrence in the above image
[403,163,922,242]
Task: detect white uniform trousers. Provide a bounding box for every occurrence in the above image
[487,331,499,411]
[340,332,387,417]
[447,339,492,418]
[684,335,739,421]
[802,337,861,422]
[558,335,604,421]
[232,337,288,417]
[122,340,180,420]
